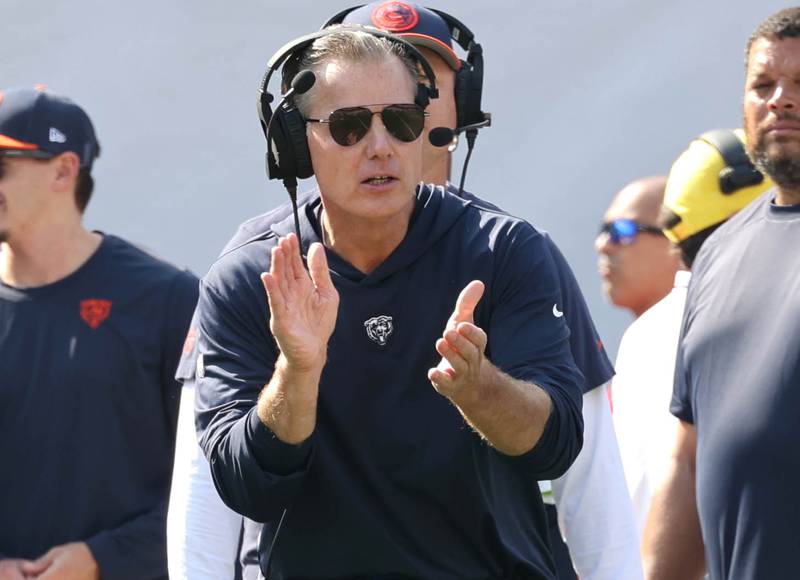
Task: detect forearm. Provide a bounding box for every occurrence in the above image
[257,353,323,444]
[85,502,168,580]
[452,361,553,456]
[642,443,705,578]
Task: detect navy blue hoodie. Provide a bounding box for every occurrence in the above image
[195,186,585,579]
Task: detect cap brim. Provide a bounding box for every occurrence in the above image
[0,134,38,150]
[397,33,461,70]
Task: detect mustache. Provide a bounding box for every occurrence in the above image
[770,112,800,123]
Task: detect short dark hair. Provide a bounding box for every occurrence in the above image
[747,8,800,58]
[74,142,100,213]
[75,169,94,213]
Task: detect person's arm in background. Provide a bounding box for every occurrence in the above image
[168,379,243,580]
[551,382,643,580]
[642,420,705,580]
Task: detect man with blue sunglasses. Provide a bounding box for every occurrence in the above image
[595,177,682,319]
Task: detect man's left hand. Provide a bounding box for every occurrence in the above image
[20,543,99,580]
[428,280,489,405]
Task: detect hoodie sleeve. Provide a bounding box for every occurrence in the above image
[485,224,585,480]
[194,247,315,523]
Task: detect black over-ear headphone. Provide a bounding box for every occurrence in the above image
[322,6,490,135]
[698,129,765,195]
[258,26,439,193]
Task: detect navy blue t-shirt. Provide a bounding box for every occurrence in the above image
[195,186,585,579]
[671,192,800,579]
[0,234,198,579]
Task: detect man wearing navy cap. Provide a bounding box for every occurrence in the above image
[0,87,197,579]
[167,4,638,580]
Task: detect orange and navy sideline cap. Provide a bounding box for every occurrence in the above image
[340,2,462,70]
[0,87,99,169]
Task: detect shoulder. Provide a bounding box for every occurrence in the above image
[693,190,771,269]
[204,234,278,299]
[221,191,319,254]
[102,234,199,287]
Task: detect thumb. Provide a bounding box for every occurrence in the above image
[449,280,484,325]
[307,243,335,296]
[21,551,54,576]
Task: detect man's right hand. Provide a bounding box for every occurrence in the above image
[0,559,30,580]
[261,234,339,373]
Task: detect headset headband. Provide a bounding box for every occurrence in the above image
[322,5,478,56]
[259,26,439,103]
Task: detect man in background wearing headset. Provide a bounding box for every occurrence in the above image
[168,3,639,579]
[609,130,772,540]
[192,24,585,578]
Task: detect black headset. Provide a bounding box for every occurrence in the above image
[322,6,490,135]
[258,26,439,192]
[699,129,765,194]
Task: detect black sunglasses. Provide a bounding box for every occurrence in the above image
[305,103,428,147]
[599,218,665,245]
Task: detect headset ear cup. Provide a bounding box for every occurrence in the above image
[282,105,314,179]
[454,67,471,130]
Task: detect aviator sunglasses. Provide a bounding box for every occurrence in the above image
[305,103,428,147]
[599,218,666,245]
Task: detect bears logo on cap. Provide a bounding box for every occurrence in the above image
[371,1,419,32]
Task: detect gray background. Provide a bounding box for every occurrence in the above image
[2,0,792,358]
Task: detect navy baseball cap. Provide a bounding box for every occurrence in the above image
[0,87,99,169]
[339,2,461,70]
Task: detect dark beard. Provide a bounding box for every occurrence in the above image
[751,140,800,189]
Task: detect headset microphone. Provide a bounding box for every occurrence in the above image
[429,127,455,148]
[264,69,316,241]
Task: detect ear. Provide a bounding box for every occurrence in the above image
[51,152,81,194]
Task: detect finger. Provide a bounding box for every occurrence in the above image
[436,338,467,376]
[271,245,291,303]
[450,280,485,325]
[307,243,335,296]
[261,272,285,316]
[444,328,481,363]
[21,551,54,576]
[428,367,454,393]
[287,233,306,282]
[277,237,297,293]
[456,322,488,353]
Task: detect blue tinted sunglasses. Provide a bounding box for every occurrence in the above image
[599,218,665,245]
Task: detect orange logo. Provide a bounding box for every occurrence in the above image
[80,299,112,329]
[371,1,419,32]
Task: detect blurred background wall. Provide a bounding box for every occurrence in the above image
[2,0,790,357]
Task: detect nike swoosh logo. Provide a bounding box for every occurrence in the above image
[553,304,564,318]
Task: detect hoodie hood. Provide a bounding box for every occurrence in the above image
[269,183,472,285]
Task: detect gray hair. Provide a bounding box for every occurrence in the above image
[282,26,421,116]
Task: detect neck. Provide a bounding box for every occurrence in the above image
[423,155,450,189]
[1,221,102,288]
[775,186,800,206]
[321,206,413,275]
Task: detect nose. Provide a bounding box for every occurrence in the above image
[364,116,394,160]
[768,79,798,112]
[595,231,616,254]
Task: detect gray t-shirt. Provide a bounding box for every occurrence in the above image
[671,191,800,580]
